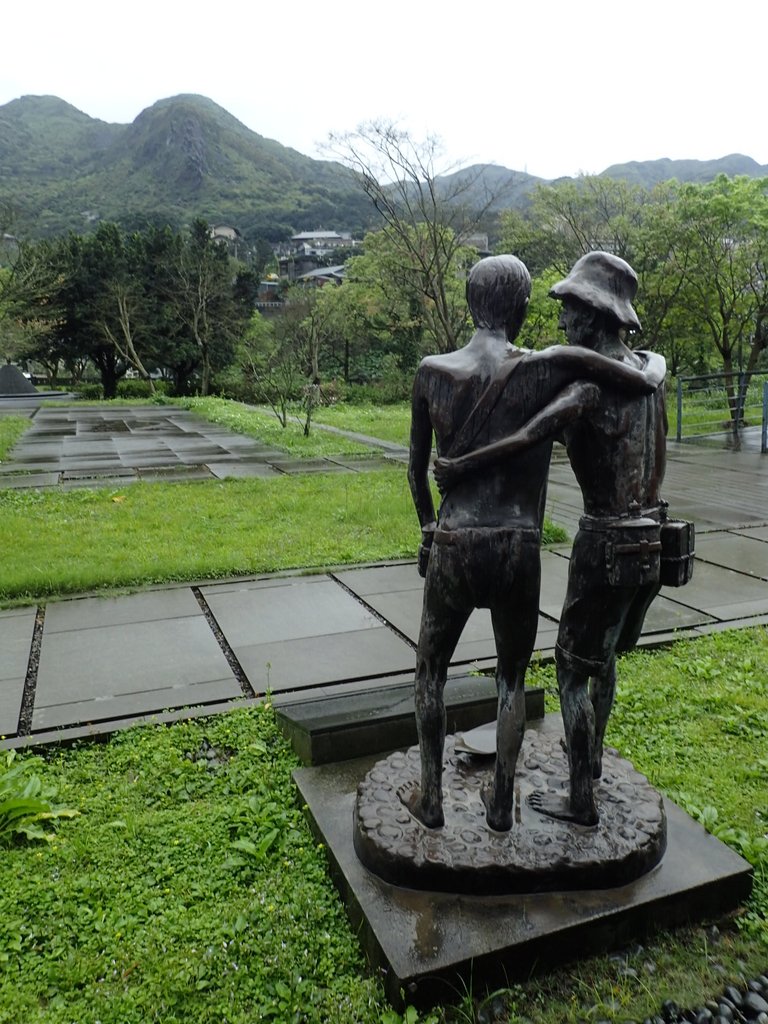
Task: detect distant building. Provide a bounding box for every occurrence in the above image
[210,225,239,243]
[296,265,346,287]
[289,230,358,256]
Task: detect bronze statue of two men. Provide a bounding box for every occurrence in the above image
[404,251,668,832]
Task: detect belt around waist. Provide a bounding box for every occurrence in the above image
[579,509,662,532]
[434,525,541,545]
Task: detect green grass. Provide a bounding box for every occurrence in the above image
[0,629,765,1023]
[0,705,382,1023]
[0,471,417,605]
[0,415,32,462]
[312,402,412,447]
[175,397,377,457]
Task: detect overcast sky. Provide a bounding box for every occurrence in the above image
[3,0,766,181]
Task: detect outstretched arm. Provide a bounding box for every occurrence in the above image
[433,381,600,494]
[536,345,666,392]
[408,368,437,574]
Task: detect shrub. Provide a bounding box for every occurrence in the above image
[74,383,104,400]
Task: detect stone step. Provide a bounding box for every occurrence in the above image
[276,674,545,766]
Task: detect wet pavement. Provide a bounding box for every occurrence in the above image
[1,408,767,749]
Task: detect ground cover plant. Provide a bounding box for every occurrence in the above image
[0,473,566,606]
[174,397,376,457]
[0,628,765,1023]
[311,402,412,447]
[0,414,32,462]
[0,470,414,604]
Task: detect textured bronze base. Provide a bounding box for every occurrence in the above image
[354,732,666,893]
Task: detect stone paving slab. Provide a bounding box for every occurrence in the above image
[234,626,417,695]
[44,589,205,634]
[202,574,328,596]
[33,679,239,732]
[334,564,422,596]
[733,525,768,541]
[0,608,36,681]
[695,531,768,579]
[328,456,401,472]
[642,594,717,632]
[0,472,60,488]
[61,466,136,480]
[661,558,768,620]
[137,466,215,482]
[209,462,281,479]
[203,577,382,645]
[0,678,26,736]
[269,459,353,475]
[61,476,140,491]
[34,615,238,728]
[0,609,35,735]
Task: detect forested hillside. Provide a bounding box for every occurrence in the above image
[2,93,767,244]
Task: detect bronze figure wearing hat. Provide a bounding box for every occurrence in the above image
[434,251,674,827]
[404,254,665,832]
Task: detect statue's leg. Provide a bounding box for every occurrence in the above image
[484,545,540,831]
[589,658,616,779]
[483,611,535,831]
[401,562,470,828]
[528,648,598,826]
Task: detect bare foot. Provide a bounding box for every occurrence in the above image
[397,779,444,829]
[481,781,512,832]
[527,790,598,827]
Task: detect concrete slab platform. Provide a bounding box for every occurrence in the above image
[0,678,26,735]
[44,589,205,633]
[205,578,382,645]
[695,531,768,579]
[295,717,753,1010]
[664,559,768,620]
[34,615,237,721]
[32,677,239,731]
[0,609,36,735]
[234,626,417,694]
[732,525,768,542]
[335,564,422,597]
[0,472,60,488]
[61,476,140,491]
[137,466,215,482]
[270,459,353,475]
[208,462,280,479]
[0,608,36,681]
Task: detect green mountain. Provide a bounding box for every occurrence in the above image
[0,94,374,241]
[1,94,766,244]
[600,154,768,187]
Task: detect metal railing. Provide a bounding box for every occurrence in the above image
[675,372,768,453]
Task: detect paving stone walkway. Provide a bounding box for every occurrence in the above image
[1,406,768,749]
[0,405,403,489]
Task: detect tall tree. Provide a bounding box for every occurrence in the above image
[166,220,243,395]
[327,121,504,353]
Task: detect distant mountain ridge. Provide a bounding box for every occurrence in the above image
[1,93,766,243]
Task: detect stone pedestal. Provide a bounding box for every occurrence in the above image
[354,730,666,893]
[294,716,753,1010]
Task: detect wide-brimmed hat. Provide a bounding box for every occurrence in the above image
[549,251,641,331]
